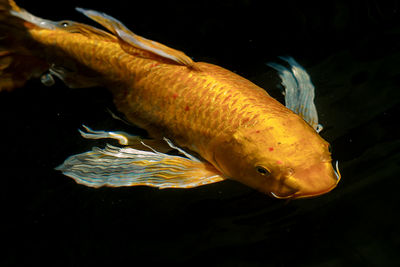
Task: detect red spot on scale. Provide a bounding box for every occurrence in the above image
[172,93,178,99]
[276,160,283,165]
[268,147,274,151]
[255,130,260,133]
[184,105,190,111]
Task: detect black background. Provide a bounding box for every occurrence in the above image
[1,0,399,266]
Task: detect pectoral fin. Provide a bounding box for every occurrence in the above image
[267,57,323,132]
[56,144,224,189]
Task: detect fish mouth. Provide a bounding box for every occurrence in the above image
[270,161,341,199]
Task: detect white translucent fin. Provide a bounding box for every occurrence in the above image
[75,7,195,67]
[162,137,200,162]
[78,124,173,153]
[267,56,322,132]
[56,144,224,189]
[79,125,141,145]
[9,8,57,29]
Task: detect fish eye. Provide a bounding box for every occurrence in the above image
[256,166,270,176]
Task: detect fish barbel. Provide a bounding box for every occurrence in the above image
[0,0,340,199]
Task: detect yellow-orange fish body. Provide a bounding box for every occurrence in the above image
[0,0,340,199]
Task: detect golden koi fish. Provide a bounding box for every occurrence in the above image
[0,0,340,199]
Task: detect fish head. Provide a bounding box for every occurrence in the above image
[212,115,340,199]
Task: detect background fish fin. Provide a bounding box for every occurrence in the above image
[75,7,197,68]
[267,56,323,132]
[56,145,225,189]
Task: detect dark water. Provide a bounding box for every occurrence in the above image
[1,1,399,266]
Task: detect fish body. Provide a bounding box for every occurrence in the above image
[0,0,340,199]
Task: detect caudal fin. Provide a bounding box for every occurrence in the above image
[0,0,48,91]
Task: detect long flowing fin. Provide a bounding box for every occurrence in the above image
[75,7,196,68]
[78,125,142,146]
[56,143,224,189]
[78,125,173,153]
[267,56,322,132]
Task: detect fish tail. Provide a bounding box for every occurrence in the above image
[0,0,48,91]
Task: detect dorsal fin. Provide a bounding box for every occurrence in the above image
[76,7,196,68]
